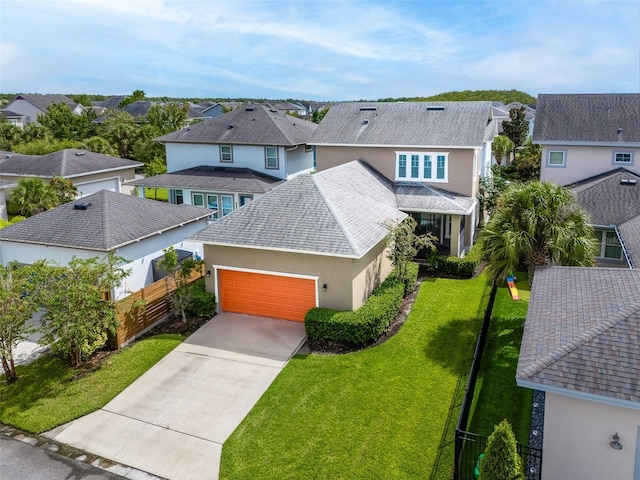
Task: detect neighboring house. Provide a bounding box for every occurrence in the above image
[0,109,28,129]
[0,180,17,221]
[0,149,142,197]
[4,94,81,125]
[266,101,308,116]
[516,266,640,480]
[491,101,536,136]
[200,102,224,118]
[190,160,406,321]
[130,104,317,216]
[310,101,497,256]
[535,94,640,185]
[0,190,211,300]
[570,168,640,268]
[93,100,206,126]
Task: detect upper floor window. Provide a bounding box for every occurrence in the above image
[547,150,565,167]
[220,145,233,163]
[613,152,633,165]
[396,152,448,182]
[265,146,279,169]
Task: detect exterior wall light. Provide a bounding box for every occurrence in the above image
[206,270,211,278]
[610,433,622,450]
[322,284,327,292]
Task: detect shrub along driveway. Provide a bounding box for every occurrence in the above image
[220,275,491,479]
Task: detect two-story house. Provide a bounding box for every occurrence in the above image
[535,93,640,269]
[535,94,640,184]
[310,101,496,256]
[4,94,82,126]
[130,104,317,217]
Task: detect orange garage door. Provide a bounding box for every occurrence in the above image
[218,270,316,322]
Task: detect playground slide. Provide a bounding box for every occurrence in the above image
[506,274,520,300]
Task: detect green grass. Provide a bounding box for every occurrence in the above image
[221,275,491,480]
[467,273,533,444]
[0,334,183,433]
[143,187,169,202]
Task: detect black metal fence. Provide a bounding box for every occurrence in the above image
[453,281,542,480]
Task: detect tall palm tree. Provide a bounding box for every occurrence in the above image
[479,181,597,281]
[9,178,58,217]
[492,135,514,166]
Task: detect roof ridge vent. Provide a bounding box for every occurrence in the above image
[620,178,637,186]
[359,107,376,111]
[75,151,86,156]
[73,202,92,210]
[245,107,254,111]
[427,106,445,111]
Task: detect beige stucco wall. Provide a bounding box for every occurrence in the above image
[540,145,640,185]
[542,392,639,480]
[315,145,478,197]
[203,240,393,312]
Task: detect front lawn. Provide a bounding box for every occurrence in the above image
[143,187,169,202]
[467,273,532,443]
[221,275,491,479]
[0,334,183,433]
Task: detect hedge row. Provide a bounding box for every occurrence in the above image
[186,279,217,318]
[305,273,406,346]
[427,244,483,279]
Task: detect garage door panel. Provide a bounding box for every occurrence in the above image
[219,270,315,322]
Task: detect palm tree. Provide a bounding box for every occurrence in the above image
[9,178,58,217]
[492,135,514,166]
[479,181,597,281]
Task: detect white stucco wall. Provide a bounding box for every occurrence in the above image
[542,392,639,480]
[540,145,640,185]
[0,221,207,300]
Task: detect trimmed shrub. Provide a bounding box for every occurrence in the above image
[186,279,217,319]
[479,419,524,480]
[428,244,483,279]
[398,261,419,294]
[305,276,404,346]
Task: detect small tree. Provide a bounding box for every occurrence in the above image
[479,419,524,480]
[478,166,509,215]
[385,217,436,284]
[492,135,514,166]
[158,247,203,322]
[0,263,42,384]
[38,255,129,367]
[9,177,58,216]
[49,175,77,204]
[502,107,529,154]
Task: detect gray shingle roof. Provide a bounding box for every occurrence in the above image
[517,267,640,405]
[11,94,75,112]
[156,104,317,146]
[190,161,407,257]
[572,168,640,225]
[128,166,283,194]
[0,149,142,178]
[0,190,211,251]
[533,94,640,143]
[394,183,476,214]
[310,101,493,147]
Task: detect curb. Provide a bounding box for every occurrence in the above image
[1,423,166,479]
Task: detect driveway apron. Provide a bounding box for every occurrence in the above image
[44,313,306,480]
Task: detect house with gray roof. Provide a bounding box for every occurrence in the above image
[0,149,142,197]
[0,109,28,129]
[131,104,317,218]
[534,94,640,185]
[190,160,407,321]
[0,190,211,300]
[4,94,82,126]
[517,266,640,480]
[310,101,497,256]
[570,168,640,268]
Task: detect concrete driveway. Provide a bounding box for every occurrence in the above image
[45,313,306,480]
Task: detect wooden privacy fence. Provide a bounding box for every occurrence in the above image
[108,267,204,348]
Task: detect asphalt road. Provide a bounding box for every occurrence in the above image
[0,435,123,480]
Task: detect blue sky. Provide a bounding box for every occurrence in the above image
[1,0,638,100]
